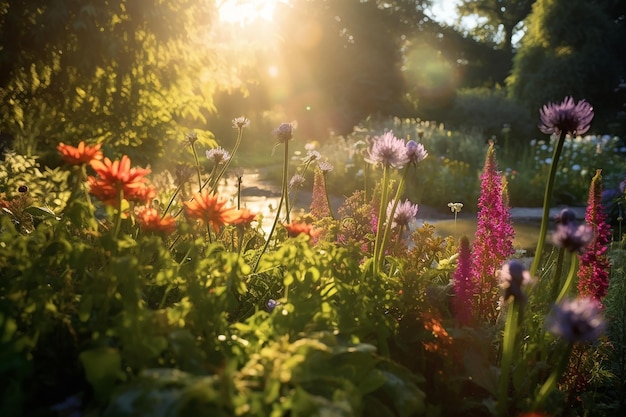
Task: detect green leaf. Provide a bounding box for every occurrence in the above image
[79,347,123,402]
[24,206,60,220]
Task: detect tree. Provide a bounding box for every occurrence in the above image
[456,0,534,55]
[507,0,625,132]
[0,0,245,164]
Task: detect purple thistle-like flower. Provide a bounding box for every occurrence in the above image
[406,140,428,164]
[471,143,515,323]
[386,199,418,227]
[317,160,334,172]
[546,297,606,343]
[274,122,294,143]
[206,147,231,164]
[289,174,306,190]
[364,131,409,169]
[453,236,474,326]
[539,97,594,136]
[232,116,250,129]
[499,260,533,304]
[552,222,593,253]
[267,299,279,312]
[578,170,612,304]
[305,150,321,162]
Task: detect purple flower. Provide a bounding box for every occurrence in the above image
[206,147,231,164]
[317,160,334,172]
[552,223,593,253]
[499,260,533,303]
[274,123,294,143]
[406,140,428,164]
[539,97,594,136]
[364,131,409,169]
[289,174,306,190]
[267,299,279,312]
[546,297,606,343]
[232,116,250,129]
[386,199,418,227]
[305,150,321,162]
[578,170,612,304]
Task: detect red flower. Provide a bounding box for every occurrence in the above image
[184,191,240,232]
[57,141,103,165]
[230,208,257,226]
[136,207,177,234]
[88,155,152,206]
[283,222,319,238]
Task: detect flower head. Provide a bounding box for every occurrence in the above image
[206,147,231,165]
[386,199,418,227]
[539,97,594,136]
[184,191,240,232]
[406,140,428,164]
[289,174,306,190]
[364,131,409,169]
[135,207,177,234]
[283,222,319,238]
[546,297,607,343]
[57,141,103,165]
[499,260,533,303]
[317,160,334,172]
[230,208,257,226]
[88,155,153,206]
[274,122,294,143]
[232,116,250,129]
[448,202,464,214]
[184,131,199,146]
[305,150,321,162]
[552,208,593,253]
[267,299,279,312]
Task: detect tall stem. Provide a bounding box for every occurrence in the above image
[322,172,334,220]
[372,165,391,276]
[497,300,520,417]
[210,127,244,194]
[555,252,578,304]
[532,343,573,411]
[253,140,289,273]
[191,142,203,192]
[377,165,409,271]
[531,132,567,276]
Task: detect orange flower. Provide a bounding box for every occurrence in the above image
[135,207,176,234]
[184,191,240,232]
[57,141,103,165]
[231,208,257,226]
[283,222,319,238]
[88,155,152,206]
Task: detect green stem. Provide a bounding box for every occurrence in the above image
[377,165,409,271]
[191,142,203,192]
[253,140,289,273]
[283,143,290,224]
[533,343,573,411]
[531,131,567,276]
[497,300,520,417]
[555,252,578,304]
[162,181,185,218]
[112,188,124,241]
[549,247,566,302]
[372,165,391,276]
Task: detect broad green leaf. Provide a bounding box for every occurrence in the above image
[79,347,122,402]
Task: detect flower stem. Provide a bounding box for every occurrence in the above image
[191,142,203,192]
[372,165,391,275]
[322,172,334,220]
[531,131,567,276]
[497,300,520,417]
[532,342,573,411]
[556,252,578,304]
[377,165,409,271]
[253,140,289,273]
[210,127,244,195]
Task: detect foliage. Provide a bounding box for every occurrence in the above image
[507,0,626,134]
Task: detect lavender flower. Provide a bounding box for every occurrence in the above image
[289,174,306,190]
[364,131,409,169]
[274,122,294,143]
[552,222,593,253]
[578,170,612,304]
[546,297,606,343]
[406,140,428,164]
[206,147,231,164]
[386,199,418,227]
[267,299,279,312]
[539,96,594,136]
[499,260,533,303]
[232,116,250,129]
[305,150,321,162]
[317,160,334,172]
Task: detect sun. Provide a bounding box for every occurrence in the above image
[217,0,285,26]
